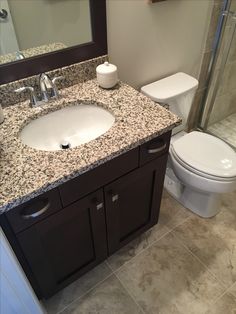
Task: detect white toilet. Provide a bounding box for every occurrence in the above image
[141,72,236,218]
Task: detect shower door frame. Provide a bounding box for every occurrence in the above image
[198,0,236,135]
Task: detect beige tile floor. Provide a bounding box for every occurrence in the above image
[43,189,236,314]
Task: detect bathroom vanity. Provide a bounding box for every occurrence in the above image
[0,0,183,303]
[0,77,180,299]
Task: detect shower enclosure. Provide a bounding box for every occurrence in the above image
[199,0,236,148]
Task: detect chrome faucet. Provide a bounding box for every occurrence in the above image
[14,73,63,107]
[15,51,25,60]
[39,73,63,101]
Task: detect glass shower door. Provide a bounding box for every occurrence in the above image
[200,1,236,148]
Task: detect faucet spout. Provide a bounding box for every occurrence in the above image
[39,73,63,101]
[39,73,54,102]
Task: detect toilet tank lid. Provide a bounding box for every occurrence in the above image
[141,72,199,102]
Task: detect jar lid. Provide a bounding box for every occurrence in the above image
[96,61,117,74]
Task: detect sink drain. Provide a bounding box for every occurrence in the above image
[60,141,71,150]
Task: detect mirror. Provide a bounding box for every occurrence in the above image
[0,0,107,84]
[0,0,92,65]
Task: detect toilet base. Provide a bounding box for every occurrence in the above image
[164,169,222,218]
[180,187,221,218]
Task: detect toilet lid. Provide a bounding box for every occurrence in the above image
[172,131,236,178]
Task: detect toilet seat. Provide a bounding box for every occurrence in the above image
[170,148,236,182]
[171,131,236,180]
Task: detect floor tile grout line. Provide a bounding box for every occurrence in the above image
[114,271,146,314]
[41,188,236,313]
[209,282,236,306]
[227,283,236,298]
[52,214,192,313]
[170,229,230,294]
[112,224,229,309]
[55,269,115,314]
[105,259,115,273]
[165,214,192,233]
[214,281,236,301]
[172,215,235,291]
[106,214,192,274]
[172,229,229,289]
[115,216,235,312]
[50,209,206,313]
[106,226,172,273]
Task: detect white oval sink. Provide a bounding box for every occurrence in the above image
[20,104,115,151]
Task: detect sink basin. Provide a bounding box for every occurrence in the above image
[20,104,115,151]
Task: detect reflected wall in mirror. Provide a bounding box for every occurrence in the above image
[0,0,92,65]
[0,0,107,84]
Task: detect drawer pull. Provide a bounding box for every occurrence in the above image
[92,197,104,211]
[21,201,50,219]
[112,194,119,202]
[147,143,167,154]
[96,202,103,211]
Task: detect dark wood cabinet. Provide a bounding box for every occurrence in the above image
[105,154,167,254]
[16,189,107,298]
[1,131,171,299]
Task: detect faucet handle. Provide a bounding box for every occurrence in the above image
[51,76,64,99]
[14,86,39,107]
[52,76,64,84]
[15,86,33,93]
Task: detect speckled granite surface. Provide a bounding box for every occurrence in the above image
[0,79,181,213]
[0,55,107,108]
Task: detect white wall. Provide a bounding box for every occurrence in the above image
[107,0,212,89]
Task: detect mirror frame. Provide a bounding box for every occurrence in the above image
[0,0,107,84]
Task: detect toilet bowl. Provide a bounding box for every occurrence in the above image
[167,131,236,217]
[141,72,236,217]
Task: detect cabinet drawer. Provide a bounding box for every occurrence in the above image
[139,131,171,166]
[5,188,62,234]
[59,147,139,207]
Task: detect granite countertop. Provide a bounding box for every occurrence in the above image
[0,79,181,213]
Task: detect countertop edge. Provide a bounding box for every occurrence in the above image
[0,124,178,214]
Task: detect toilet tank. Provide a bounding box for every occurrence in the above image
[141,72,199,134]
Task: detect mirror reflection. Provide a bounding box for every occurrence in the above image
[0,0,92,65]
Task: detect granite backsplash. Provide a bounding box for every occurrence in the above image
[0,55,107,108]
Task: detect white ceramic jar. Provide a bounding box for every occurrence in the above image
[96,61,118,89]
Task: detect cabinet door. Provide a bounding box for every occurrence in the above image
[105,154,168,254]
[16,189,107,298]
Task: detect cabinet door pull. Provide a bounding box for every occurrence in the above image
[147,143,167,154]
[112,194,119,202]
[21,202,50,219]
[92,197,104,211]
[96,202,103,211]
